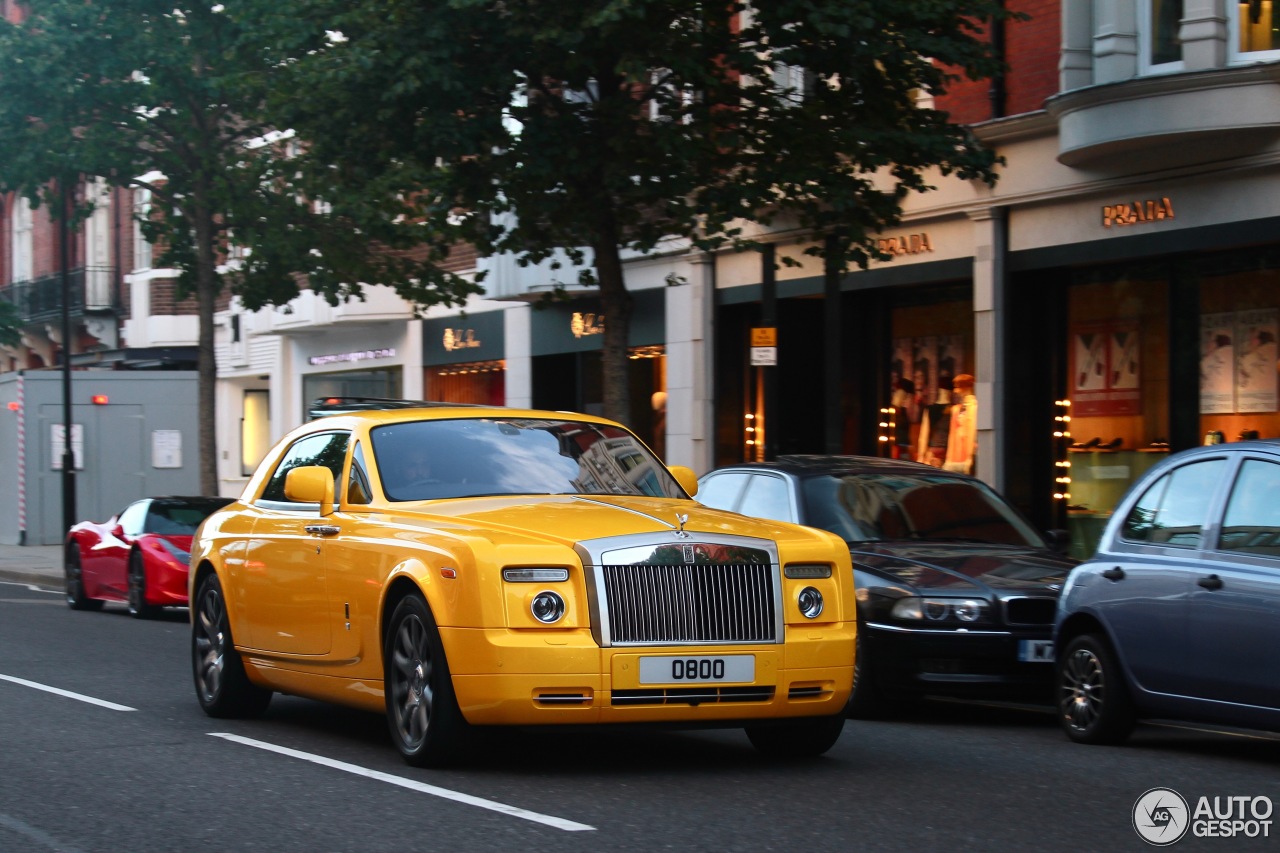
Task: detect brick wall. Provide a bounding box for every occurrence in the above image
[934,0,1060,124]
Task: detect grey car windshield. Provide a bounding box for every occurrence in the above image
[371,417,683,501]
[802,472,1044,547]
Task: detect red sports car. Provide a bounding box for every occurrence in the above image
[65,496,233,618]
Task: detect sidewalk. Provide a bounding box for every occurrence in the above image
[0,543,67,590]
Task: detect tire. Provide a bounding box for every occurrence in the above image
[1057,633,1135,745]
[127,551,159,620]
[846,627,917,719]
[65,544,103,612]
[384,594,470,767]
[191,572,272,718]
[745,713,845,759]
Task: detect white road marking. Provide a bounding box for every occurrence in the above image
[0,674,136,712]
[0,581,62,594]
[209,733,596,832]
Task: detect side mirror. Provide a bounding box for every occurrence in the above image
[1044,528,1070,554]
[284,466,335,516]
[669,465,699,498]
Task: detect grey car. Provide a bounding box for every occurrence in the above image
[1055,441,1280,744]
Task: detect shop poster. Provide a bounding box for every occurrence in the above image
[1071,322,1141,416]
[1200,312,1236,414]
[1235,309,1278,413]
[912,336,938,404]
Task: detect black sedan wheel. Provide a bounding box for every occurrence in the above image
[192,573,271,718]
[1058,633,1135,745]
[745,713,845,759]
[64,545,103,612]
[384,594,470,767]
[127,551,159,620]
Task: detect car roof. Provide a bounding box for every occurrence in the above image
[704,454,955,478]
[298,401,612,431]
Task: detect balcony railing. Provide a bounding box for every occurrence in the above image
[0,266,119,324]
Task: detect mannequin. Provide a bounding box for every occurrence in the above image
[890,377,916,459]
[916,386,952,467]
[942,374,977,474]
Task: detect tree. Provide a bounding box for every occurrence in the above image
[257,0,1011,426]
[0,0,481,493]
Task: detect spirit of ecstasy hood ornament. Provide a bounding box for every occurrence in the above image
[674,512,689,538]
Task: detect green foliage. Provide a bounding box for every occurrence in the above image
[0,0,481,310]
[0,300,21,347]
[258,0,1010,274]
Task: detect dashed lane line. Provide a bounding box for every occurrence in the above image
[0,674,136,712]
[209,732,596,832]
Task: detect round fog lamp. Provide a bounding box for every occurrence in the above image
[530,590,566,624]
[798,586,824,619]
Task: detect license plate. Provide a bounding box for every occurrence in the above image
[639,655,755,684]
[1018,640,1054,663]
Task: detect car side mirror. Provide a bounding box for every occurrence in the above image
[669,465,699,498]
[1044,528,1070,554]
[284,466,335,516]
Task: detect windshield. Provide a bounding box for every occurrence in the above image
[800,472,1044,548]
[371,417,683,501]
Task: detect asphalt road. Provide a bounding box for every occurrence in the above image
[2,579,1277,853]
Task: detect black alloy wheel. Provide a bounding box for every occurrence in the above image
[384,594,470,767]
[191,572,271,718]
[127,551,159,619]
[1057,633,1135,745]
[64,545,103,612]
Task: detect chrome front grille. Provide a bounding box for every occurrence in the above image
[600,562,779,646]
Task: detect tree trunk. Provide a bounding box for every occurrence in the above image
[192,203,219,495]
[593,233,633,428]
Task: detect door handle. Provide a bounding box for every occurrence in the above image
[304,524,340,537]
[1197,574,1224,591]
[1101,566,1125,581]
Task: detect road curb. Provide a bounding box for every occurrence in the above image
[0,568,61,590]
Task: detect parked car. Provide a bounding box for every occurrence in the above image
[697,456,1075,715]
[65,496,234,617]
[1055,441,1280,744]
[190,404,857,766]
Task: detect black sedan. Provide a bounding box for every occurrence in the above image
[698,455,1075,715]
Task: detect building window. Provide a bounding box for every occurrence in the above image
[241,389,271,476]
[1235,0,1280,57]
[1145,0,1185,70]
[134,188,153,271]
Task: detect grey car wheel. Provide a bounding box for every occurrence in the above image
[192,572,271,718]
[127,551,159,619]
[65,544,103,612]
[1058,633,1135,745]
[385,594,470,767]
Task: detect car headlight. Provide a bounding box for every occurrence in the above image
[891,596,988,625]
[530,591,566,624]
[797,586,824,619]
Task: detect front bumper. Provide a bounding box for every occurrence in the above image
[863,621,1055,698]
[441,625,855,726]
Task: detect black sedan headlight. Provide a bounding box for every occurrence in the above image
[890,596,989,625]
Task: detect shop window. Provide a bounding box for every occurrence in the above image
[1234,0,1280,59]
[240,389,271,477]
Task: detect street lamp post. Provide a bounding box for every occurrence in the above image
[60,178,75,541]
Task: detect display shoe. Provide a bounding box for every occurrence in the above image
[1101,438,1123,450]
[1082,437,1102,449]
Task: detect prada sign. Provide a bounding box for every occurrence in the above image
[877,233,934,257]
[1102,197,1174,228]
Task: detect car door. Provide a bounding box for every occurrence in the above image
[246,430,350,656]
[85,500,146,599]
[1095,457,1229,697]
[1188,455,1280,709]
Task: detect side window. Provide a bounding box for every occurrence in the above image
[1220,459,1280,556]
[737,474,794,524]
[116,501,148,537]
[698,472,751,513]
[1122,459,1226,547]
[260,432,350,503]
[347,441,373,505]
